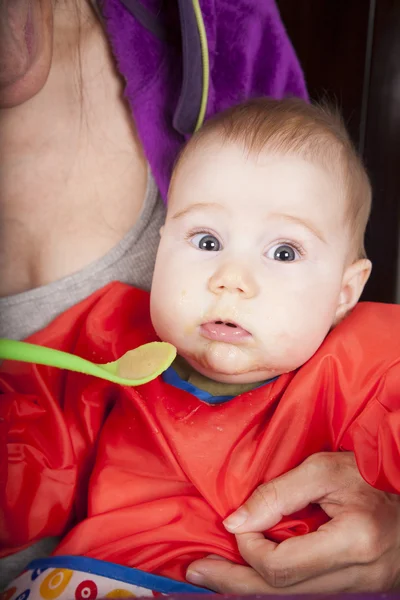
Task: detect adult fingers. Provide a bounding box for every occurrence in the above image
[223,452,354,534]
[187,558,274,595]
[235,511,379,588]
[186,555,389,594]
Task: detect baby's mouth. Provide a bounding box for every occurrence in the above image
[200,320,252,343]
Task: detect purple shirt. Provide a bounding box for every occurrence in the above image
[100,0,307,200]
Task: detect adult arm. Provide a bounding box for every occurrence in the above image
[187,452,400,593]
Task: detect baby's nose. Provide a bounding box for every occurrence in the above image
[208,262,258,298]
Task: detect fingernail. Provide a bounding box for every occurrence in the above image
[223,507,248,531]
[186,569,205,584]
[206,554,225,560]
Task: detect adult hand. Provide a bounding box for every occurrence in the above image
[187,452,400,593]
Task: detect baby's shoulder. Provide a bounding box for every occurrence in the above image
[315,301,400,372]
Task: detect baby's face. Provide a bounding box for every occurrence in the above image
[151,142,353,384]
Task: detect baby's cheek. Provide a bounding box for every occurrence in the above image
[293,321,332,364]
[155,291,196,346]
[270,321,327,371]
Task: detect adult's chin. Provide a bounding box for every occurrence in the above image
[0,0,53,108]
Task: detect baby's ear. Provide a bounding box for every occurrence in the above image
[334,259,372,324]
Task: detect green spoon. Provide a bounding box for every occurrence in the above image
[0,338,176,386]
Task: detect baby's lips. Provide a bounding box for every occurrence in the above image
[200,321,252,342]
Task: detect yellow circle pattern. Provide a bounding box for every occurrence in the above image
[39,569,74,599]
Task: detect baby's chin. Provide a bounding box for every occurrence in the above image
[182,342,280,385]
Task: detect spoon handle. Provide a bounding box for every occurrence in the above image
[0,338,176,386]
[0,338,106,377]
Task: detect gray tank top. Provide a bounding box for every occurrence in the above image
[0,173,166,340]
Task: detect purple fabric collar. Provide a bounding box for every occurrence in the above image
[99,0,307,200]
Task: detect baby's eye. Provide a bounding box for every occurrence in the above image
[266,243,301,262]
[190,233,222,251]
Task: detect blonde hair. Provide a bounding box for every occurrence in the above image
[176,98,372,260]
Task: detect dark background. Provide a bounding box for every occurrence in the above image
[277,0,400,303]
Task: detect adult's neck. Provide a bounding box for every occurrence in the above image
[0,0,148,296]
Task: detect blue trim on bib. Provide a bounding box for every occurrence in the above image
[163,366,233,404]
[162,366,278,404]
[26,556,212,594]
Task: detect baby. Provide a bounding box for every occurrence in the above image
[152,97,372,387]
[1,98,400,598]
